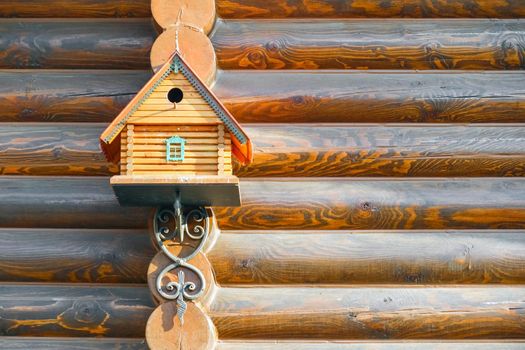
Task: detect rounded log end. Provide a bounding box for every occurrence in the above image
[146,302,216,350]
[151,26,217,86]
[151,0,216,34]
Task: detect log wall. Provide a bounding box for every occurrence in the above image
[0,0,524,348]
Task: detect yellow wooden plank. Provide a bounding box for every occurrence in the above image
[134,133,219,139]
[131,151,218,158]
[132,110,219,117]
[132,164,218,171]
[129,116,221,124]
[142,99,209,105]
[132,158,220,165]
[132,144,219,152]
[134,125,217,132]
[137,104,214,112]
[132,171,218,175]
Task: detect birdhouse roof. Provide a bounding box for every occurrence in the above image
[99,51,252,165]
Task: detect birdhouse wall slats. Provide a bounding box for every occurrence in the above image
[142,98,210,105]
[137,104,214,111]
[128,117,221,125]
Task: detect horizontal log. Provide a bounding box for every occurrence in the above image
[2,177,525,230]
[0,1,150,18]
[0,337,147,349]
[216,178,525,230]
[236,124,525,177]
[0,19,155,69]
[218,0,525,19]
[0,70,150,122]
[212,19,525,70]
[211,286,525,339]
[3,70,524,123]
[215,70,525,123]
[2,123,525,177]
[218,341,525,349]
[0,177,149,229]
[0,283,153,337]
[0,123,116,176]
[0,228,153,283]
[4,227,525,285]
[210,231,525,285]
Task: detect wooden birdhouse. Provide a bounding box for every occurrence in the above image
[100,51,252,207]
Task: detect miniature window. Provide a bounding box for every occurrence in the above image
[165,136,185,162]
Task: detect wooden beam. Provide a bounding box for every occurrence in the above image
[0,337,148,349]
[210,231,525,285]
[217,341,525,349]
[0,19,155,69]
[2,123,525,177]
[2,177,525,230]
[210,286,525,339]
[237,124,525,177]
[212,19,525,70]
[0,70,150,122]
[0,1,150,18]
[4,228,525,285]
[0,283,153,337]
[0,228,153,283]
[0,177,149,229]
[214,70,525,123]
[217,0,525,19]
[2,70,524,123]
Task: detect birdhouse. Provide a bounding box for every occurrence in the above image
[99,51,252,207]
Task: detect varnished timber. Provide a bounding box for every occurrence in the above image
[2,177,525,230]
[0,228,153,283]
[211,286,525,339]
[215,178,525,230]
[2,123,525,177]
[218,0,525,19]
[0,0,150,18]
[237,124,525,177]
[0,70,150,122]
[210,231,525,285]
[0,283,153,337]
[214,70,525,123]
[0,19,155,69]
[217,341,525,349]
[212,19,525,70]
[0,177,149,229]
[0,337,148,349]
[0,123,116,176]
[3,70,524,123]
[3,228,525,285]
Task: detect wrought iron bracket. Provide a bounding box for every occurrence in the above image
[153,193,210,324]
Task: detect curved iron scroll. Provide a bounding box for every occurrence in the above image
[153,202,210,324]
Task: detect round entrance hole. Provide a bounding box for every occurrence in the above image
[167,88,184,103]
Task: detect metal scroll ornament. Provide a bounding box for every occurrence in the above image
[153,202,209,324]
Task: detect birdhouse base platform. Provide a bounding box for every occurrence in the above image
[110,175,241,207]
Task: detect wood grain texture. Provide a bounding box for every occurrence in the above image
[0,0,150,18]
[210,231,525,285]
[218,341,525,349]
[217,0,525,19]
[212,19,525,70]
[238,124,525,177]
[3,123,525,177]
[0,19,155,69]
[0,337,148,349]
[4,70,524,124]
[0,70,149,122]
[215,178,525,230]
[0,177,149,229]
[2,177,525,231]
[211,286,525,339]
[0,284,153,337]
[0,228,153,283]
[215,70,525,123]
[0,123,117,176]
